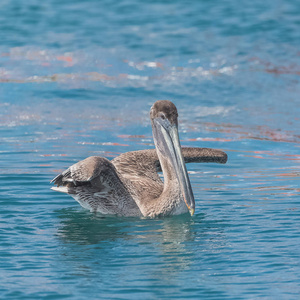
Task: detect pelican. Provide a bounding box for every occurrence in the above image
[51,100,227,217]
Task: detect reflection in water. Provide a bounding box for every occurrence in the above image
[56,208,198,246]
[55,209,226,285]
[56,208,134,244]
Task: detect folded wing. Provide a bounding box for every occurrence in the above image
[51,156,142,216]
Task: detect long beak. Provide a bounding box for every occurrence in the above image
[152,118,195,216]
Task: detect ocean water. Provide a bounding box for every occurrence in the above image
[1,0,300,299]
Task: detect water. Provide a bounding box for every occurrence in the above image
[1,0,300,299]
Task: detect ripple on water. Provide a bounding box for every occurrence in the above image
[1,0,300,299]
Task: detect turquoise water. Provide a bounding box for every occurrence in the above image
[1,0,300,299]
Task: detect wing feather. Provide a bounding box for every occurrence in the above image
[182,147,228,164]
[51,156,141,216]
[112,147,227,174]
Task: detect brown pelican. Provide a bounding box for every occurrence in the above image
[51,100,227,217]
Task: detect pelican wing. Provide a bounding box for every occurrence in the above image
[112,149,160,179]
[181,147,228,164]
[112,150,163,200]
[51,156,141,216]
[113,147,227,174]
[51,156,109,186]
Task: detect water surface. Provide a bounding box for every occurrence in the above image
[1,0,300,299]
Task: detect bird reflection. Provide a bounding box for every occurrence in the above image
[55,208,225,285]
[55,208,200,275]
[55,208,133,245]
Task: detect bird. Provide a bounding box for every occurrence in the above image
[51,100,227,218]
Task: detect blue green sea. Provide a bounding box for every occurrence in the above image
[1,0,300,299]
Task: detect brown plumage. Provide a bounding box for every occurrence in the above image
[51,100,227,217]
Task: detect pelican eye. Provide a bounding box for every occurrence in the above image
[158,112,166,120]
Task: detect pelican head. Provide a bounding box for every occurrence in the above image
[150,100,195,216]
